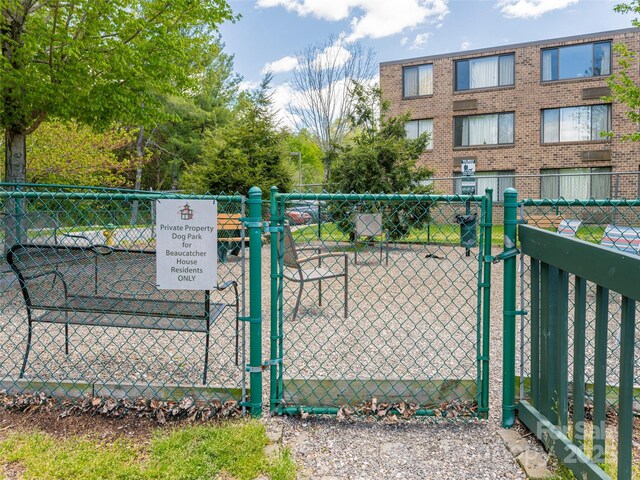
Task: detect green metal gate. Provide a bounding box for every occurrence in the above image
[269,188,494,418]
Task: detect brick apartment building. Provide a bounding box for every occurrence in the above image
[380,28,640,201]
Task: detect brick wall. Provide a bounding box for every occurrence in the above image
[380,29,640,200]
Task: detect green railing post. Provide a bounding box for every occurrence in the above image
[480,188,493,419]
[247,186,263,417]
[502,187,518,428]
[269,186,280,413]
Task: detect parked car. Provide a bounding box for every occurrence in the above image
[284,201,328,225]
[285,209,312,225]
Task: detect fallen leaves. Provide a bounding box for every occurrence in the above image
[0,390,243,424]
[321,399,477,421]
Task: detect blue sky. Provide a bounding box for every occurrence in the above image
[219,0,635,120]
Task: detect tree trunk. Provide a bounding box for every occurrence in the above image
[3,127,28,251]
[322,150,335,184]
[4,127,27,183]
[130,126,145,225]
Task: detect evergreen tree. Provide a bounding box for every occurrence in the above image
[181,76,293,195]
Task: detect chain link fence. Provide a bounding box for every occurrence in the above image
[516,198,640,412]
[269,190,493,419]
[0,184,251,414]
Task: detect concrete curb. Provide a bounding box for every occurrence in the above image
[498,428,554,479]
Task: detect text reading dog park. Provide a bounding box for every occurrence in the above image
[156,199,217,290]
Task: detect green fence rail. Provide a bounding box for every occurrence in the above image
[504,191,640,479]
[516,197,640,415]
[269,189,493,418]
[0,184,262,417]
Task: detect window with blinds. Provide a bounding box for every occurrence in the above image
[403,64,433,97]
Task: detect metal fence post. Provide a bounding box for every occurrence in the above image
[479,188,493,419]
[503,187,518,428]
[269,186,280,413]
[247,186,263,417]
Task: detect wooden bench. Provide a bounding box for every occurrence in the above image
[6,243,239,383]
[525,215,563,230]
[601,225,640,255]
[217,213,245,261]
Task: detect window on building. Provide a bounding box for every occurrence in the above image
[403,64,433,97]
[541,105,611,143]
[455,54,515,91]
[454,170,515,202]
[454,112,514,147]
[541,41,611,81]
[540,167,611,199]
[405,119,433,149]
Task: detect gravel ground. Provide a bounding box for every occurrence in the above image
[0,240,531,479]
[261,241,530,480]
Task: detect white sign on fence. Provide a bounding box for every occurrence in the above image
[155,199,217,290]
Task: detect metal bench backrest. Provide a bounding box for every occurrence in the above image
[281,227,302,270]
[557,219,582,237]
[6,244,176,306]
[601,225,640,255]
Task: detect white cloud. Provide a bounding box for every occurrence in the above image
[312,43,353,69]
[270,73,379,131]
[460,41,471,50]
[256,0,450,41]
[410,32,432,49]
[257,0,351,21]
[261,55,299,74]
[400,37,409,46]
[269,82,299,129]
[496,0,580,18]
[238,80,260,92]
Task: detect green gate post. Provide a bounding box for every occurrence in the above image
[479,188,493,419]
[247,187,263,417]
[502,187,518,428]
[269,186,280,413]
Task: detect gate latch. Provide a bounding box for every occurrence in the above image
[245,358,282,373]
[485,247,519,264]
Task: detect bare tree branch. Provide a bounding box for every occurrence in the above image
[288,35,376,181]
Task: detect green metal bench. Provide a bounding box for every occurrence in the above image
[6,243,239,384]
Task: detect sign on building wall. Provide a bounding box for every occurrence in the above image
[461,159,476,195]
[156,199,217,290]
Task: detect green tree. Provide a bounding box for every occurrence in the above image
[181,76,293,195]
[0,0,235,183]
[285,130,324,189]
[26,120,134,186]
[329,83,432,194]
[607,1,640,141]
[0,119,135,186]
[329,83,433,239]
[141,42,241,190]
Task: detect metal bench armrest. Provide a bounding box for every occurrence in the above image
[299,252,348,263]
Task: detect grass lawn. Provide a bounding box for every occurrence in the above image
[293,223,606,250]
[0,420,296,480]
